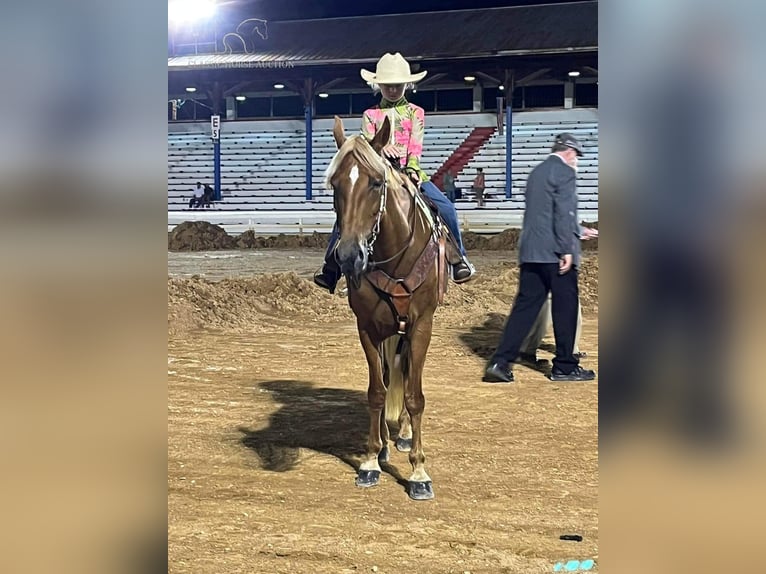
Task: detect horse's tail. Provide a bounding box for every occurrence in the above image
[382,335,408,426]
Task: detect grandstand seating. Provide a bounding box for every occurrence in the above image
[167,111,598,223]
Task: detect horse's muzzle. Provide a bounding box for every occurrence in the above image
[336,239,368,281]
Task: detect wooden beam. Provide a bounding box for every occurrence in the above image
[475,71,501,85]
[223,81,251,98]
[416,72,447,88]
[316,77,347,92]
[516,68,551,86]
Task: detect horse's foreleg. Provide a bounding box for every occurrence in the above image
[404,317,434,500]
[356,329,385,488]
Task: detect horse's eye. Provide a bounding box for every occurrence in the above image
[371,180,384,188]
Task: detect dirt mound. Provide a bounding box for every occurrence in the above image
[168,221,236,251]
[169,256,598,335]
[461,229,521,251]
[168,272,353,335]
[463,223,597,251]
[169,223,597,252]
[235,231,329,249]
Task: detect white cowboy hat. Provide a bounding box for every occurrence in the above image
[360,53,427,84]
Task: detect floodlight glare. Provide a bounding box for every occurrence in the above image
[169,0,216,25]
[235,95,246,101]
[498,85,505,91]
[185,87,197,93]
[464,75,476,82]
[318,93,329,98]
[568,70,580,77]
[273,83,285,89]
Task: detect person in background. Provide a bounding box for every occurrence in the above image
[202,183,215,208]
[472,167,485,208]
[189,182,204,209]
[443,169,457,203]
[483,133,595,383]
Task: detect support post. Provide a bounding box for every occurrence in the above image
[301,78,316,201]
[503,70,515,199]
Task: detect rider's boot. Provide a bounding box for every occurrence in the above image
[313,258,341,294]
[452,256,476,284]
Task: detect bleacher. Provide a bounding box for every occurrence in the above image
[453,117,599,212]
[167,110,598,231]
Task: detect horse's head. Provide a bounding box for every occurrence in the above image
[325,116,393,282]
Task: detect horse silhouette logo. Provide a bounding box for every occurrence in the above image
[222,18,269,54]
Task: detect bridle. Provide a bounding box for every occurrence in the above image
[364,163,419,268]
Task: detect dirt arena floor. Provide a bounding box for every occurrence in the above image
[168,245,599,574]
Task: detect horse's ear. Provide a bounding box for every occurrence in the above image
[370,116,391,153]
[332,116,346,149]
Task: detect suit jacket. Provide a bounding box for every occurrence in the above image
[518,155,581,266]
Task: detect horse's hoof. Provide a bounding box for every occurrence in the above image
[378,446,390,464]
[395,437,412,452]
[355,470,380,488]
[408,481,434,500]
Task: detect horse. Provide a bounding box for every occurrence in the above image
[324,115,452,500]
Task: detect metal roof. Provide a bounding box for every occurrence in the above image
[168,2,597,71]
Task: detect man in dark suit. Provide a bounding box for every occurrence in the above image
[483,133,596,383]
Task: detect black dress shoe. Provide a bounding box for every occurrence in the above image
[313,268,339,294]
[452,260,476,283]
[483,363,514,383]
[549,365,596,382]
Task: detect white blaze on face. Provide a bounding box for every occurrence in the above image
[349,165,359,187]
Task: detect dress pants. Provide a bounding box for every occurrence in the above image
[521,293,583,355]
[491,262,580,374]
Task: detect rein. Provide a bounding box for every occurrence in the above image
[366,165,419,268]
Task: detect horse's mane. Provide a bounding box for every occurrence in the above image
[324,135,396,190]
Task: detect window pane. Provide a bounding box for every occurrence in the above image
[316,94,350,116]
[575,83,598,107]
[436,89,472,112]
[352,92,379,114]
[409,90,435,112]
[523,85,565,109]
[237,97,271,118]
[272,95,303,117]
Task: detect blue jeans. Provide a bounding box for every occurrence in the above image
[324,181,466,262]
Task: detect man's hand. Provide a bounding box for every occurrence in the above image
[580,227,599,240]
[559,254,573,274]
[381,144,400,160]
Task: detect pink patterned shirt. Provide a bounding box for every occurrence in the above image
[360,102,428,183]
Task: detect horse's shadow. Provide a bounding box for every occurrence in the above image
[238,380,409,488]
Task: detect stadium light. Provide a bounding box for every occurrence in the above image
[185,87,197,93]
[568,70,581,77]
[318,93,329,98]
[235,95,246,101]
[169,0,216,26]
[463,75,476,82]
[498,85,504,91]
[273,83,285,89]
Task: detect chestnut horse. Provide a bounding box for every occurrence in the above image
[324,116,451,500]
